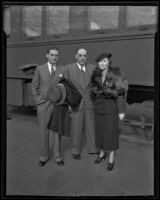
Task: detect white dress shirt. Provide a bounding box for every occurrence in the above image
[48,62,56,74]
[77,62,86,72]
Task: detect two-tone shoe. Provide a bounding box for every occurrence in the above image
[72,154,81,160]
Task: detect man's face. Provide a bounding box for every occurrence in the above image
[46,49,59,65]
[75,49,87,65]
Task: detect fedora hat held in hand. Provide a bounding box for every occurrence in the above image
[47,83,66,105]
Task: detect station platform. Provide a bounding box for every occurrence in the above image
[7,104,154,144]
[6,105,154,196]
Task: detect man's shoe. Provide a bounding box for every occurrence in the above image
[39,160,47,167]
[72,154,81,160]
[56,160,64,166]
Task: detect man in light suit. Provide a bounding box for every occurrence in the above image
[32,47,65,166]
[64,48,98,160]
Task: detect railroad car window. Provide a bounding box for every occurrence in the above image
[3,6,11,38]
[69,6,87,33]
[87,6,119,30]
[23,6,42,37]
[127,6,158,27]
[46,6,69,35]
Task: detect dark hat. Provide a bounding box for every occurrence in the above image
[58,78,82,110]
[47,83,66,105]
[95,53,112,62]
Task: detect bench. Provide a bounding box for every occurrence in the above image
[123,101,154,140]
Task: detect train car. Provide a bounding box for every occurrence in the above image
[4,5,158,107]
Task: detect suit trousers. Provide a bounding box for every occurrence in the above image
[70,108,97,154]
[37,100,62,162]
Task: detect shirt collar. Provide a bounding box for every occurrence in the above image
[77,62,86,71]
[48,62,56,69]
[48,62,56,72]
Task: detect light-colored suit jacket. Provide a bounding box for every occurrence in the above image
[31,63,64,106]
[64,62,96,110]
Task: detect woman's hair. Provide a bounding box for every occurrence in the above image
[95,53,112,68]
[95,53,112,63]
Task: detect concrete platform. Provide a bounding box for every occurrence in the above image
[6,106,154,196]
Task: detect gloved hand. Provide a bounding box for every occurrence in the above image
[91,87,98,93]
[68,105,72,112]
[119,113,125,120]
[104,89,118,97]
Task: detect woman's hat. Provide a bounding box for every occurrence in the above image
[95,53,112,62]
[47,83,66,105]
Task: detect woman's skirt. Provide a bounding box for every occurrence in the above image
[95,113,119,151]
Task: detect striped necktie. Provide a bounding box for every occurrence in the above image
[50,65,55,75]
[81,65,85,72]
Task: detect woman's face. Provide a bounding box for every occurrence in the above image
[98,58,110,70]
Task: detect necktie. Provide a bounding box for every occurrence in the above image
[81,65,85,72]
[80,65,86,88]
[50,65,55,75]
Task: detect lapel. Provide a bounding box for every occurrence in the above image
[42,63,51,84]
[69,63,81,88]
[51,66,62,84]
[73,63,91,90]
[42,63,62,84]
[85,64,92,88]
[74,63,85,91]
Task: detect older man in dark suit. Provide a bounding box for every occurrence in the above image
[31,47,65,166]
[64,48,98,160]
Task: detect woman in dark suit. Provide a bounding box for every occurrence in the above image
[90,53,128,171]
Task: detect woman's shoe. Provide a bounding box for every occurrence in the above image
[107,162,115,171]
[94,154,106,164]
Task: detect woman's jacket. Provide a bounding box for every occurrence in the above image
[90,67,128,114]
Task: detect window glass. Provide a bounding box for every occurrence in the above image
[46,6,69,35]
[3,6,10,37]
[23,6,41,37]
[69,6,87,31]
[88,6,119,30]
[127,6,158,26]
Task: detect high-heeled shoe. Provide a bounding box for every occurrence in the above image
[107,161,115,171]
[94,153,106,164]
